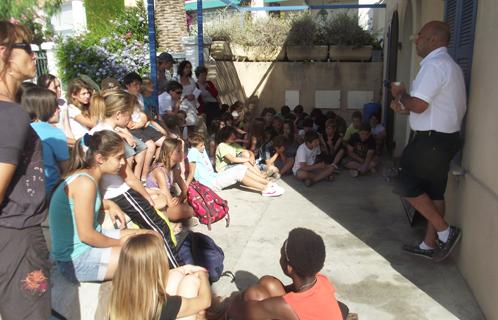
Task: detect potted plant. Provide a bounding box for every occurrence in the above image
[324,12,375,61]
[243,16,289,61]
[286,12,328,61]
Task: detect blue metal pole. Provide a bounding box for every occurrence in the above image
[147,0,159,117]
[197,0,204,66]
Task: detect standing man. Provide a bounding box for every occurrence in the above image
[157,51,175,93]
[391,21,466,261]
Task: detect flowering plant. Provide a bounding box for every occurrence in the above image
[56,2,151,85]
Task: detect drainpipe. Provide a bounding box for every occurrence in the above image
[147,0,159,116]
[197,0,204,66]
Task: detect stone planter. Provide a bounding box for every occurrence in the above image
[229,43,248,61]
[210,41,232,60]
[245,46,286,61]
[286,45,328,61]
[329,45,373,61]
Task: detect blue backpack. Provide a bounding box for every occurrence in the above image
[177,231,225,283]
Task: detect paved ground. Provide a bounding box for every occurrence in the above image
[49,165,485,319]
[202,168,484,320]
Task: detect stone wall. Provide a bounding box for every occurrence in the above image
[154,0,187,52]
[208,61,383,120]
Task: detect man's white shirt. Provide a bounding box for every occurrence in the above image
[409,47,467,133]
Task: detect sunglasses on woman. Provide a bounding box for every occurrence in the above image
[11,43,33,55]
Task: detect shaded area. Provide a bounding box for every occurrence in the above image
[280,165,484,320]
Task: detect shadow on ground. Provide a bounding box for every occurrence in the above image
[280,160,484,320]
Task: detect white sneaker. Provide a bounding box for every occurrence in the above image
[262,185,284,197]
[268,182,285,194]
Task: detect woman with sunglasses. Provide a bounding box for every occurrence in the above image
[0,21,51,319]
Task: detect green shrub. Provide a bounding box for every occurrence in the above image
[56,2,150,85]
[324,12,375,46]
[286,12,318,46]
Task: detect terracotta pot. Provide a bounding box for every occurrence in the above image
[329,45,373,61]
[286,45,328,61]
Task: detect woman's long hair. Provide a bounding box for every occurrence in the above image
[67,130,123,176]
[155,138,182,171]
[108,234,170,320]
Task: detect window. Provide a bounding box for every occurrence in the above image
[445,0,478,93]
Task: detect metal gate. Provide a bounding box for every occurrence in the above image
[36,50,49,79]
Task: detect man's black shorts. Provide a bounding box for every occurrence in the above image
[394,130,461,200]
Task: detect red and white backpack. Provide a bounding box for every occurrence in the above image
[187,181,229,230]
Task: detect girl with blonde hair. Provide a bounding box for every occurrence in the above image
[90,88,148,179]
[146,138,194,222]
[108,233,211,320]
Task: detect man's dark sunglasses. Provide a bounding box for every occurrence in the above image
[11,43,33,55]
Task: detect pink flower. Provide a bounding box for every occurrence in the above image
[125,32,133,39]
[9,17,20,25]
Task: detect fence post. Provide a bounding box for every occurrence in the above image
[41,42,59,79]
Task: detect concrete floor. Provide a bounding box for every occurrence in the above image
[204,170,484,320]
[49,168,485,319]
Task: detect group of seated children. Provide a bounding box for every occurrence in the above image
[226,105,385,186]
[19,67,379,318]
[20,70,289,285]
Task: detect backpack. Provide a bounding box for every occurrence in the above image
[176,231,225,283]
[187,181,229,230]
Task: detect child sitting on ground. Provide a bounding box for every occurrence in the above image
[293,131,335,186]
[208,119,225,163]
[296,117,315,144]
[215,126,267,181]
[271,135,295,176]
[227,228,345,320]
[21,87,69,194]
[187,134,283,196]
[320,119,345,169]
[343,111,362,142]
[343,123,379,177]
[146,138,194,223]
[108,234,211,320]
[369,113,386,155]
[49,131,155,282]
[127,103,167,181]
[255,127,280,178]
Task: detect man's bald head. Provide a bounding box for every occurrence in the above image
[415,21,451,57]
[424,21,451,45]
